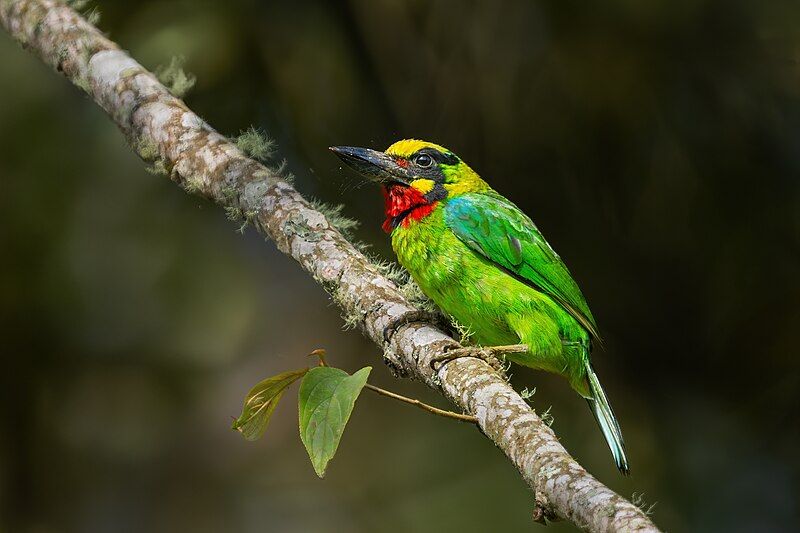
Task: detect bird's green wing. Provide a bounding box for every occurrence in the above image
[445,192,600,339]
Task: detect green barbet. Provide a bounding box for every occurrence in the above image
[331,139,629,474]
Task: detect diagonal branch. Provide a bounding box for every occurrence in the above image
[0,1,660,531]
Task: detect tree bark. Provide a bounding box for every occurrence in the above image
[0,1,660,531]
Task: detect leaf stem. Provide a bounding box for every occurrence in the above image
[363,383,478,423]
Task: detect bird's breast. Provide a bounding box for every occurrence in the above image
[390,207,471,294]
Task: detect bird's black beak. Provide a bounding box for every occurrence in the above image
[329,146,412,186]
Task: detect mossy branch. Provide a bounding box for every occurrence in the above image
[155,55,195,98]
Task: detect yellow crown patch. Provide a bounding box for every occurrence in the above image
[385,139,448,158]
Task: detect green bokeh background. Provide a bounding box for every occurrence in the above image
[1,0,799,531]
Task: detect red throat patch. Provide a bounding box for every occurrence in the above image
[382,185,437,233]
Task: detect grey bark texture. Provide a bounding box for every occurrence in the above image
[0,1,660,531]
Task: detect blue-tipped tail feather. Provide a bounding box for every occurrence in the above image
[586,365,629,475]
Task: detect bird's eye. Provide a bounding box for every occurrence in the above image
[413,153,434,168]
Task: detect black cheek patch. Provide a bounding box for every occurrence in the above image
[420,166,446,182]
[424,183,448,203]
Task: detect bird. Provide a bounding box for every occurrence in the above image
[330,139,629,474]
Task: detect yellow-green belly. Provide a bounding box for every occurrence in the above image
[391,206,589,387]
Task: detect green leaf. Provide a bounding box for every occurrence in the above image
[298,366,371,478]
[232,368,308,441]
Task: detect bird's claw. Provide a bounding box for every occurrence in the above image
[382,310,447,343]
[430,344,528,374]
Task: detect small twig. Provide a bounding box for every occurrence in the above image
[309,348,328,366]
[309,348,475,423]
[364,383,478,423]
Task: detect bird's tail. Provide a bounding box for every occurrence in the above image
[585,364,630,475]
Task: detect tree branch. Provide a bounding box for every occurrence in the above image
[0,1,660,531]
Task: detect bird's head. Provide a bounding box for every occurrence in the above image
[330,139,489,232]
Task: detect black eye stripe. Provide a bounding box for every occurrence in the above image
[409,148,460,166]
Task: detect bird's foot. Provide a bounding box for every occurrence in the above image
[430,344,528,374]
[383,310,447,343]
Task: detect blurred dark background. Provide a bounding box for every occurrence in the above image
[2,0,799,531]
